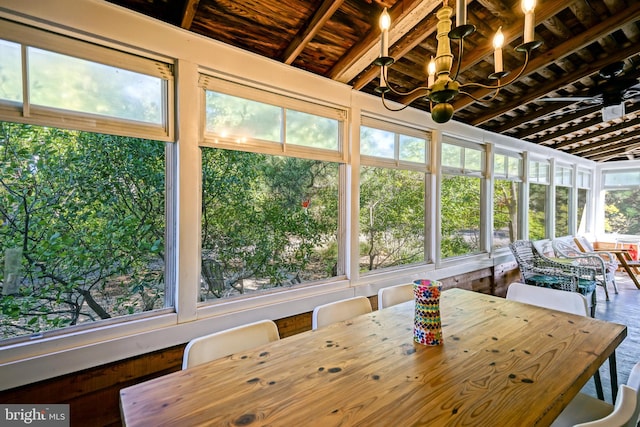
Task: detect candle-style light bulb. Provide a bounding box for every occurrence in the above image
[456,0,467,27]
[427,56,436,87]
[493,27,504,73]
[521,0,536,44]
[379,8,391,57]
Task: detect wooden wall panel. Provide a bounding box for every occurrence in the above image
[0,264,518,426]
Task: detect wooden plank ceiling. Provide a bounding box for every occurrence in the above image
[108,0,640,162]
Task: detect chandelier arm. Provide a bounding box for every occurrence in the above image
[458,87,502,103]
[451,37,464,82]
[381,67,431,98]
[381,91,412,112]
[459,49,532,91]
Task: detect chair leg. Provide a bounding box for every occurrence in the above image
[602,280,610,301]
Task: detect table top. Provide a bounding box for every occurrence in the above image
[120,288,627,427]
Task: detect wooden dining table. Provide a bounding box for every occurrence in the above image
[120,288,627,426]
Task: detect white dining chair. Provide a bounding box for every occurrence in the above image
[312,296,372,330]
[551,361,640,427]
[506,282,588,316]
[182,319,280,369]
[378,283,414,309]
[506,282,604,400]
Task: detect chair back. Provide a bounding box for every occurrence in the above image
[312,296,372,330]
[575,236,596,252]
[182,319,280,369]
[378,284,413,309]
[506,282,588,316]
[624,361,640,427]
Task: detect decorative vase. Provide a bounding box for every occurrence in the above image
[413,279,443,345]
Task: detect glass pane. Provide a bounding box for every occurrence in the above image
[0,122,166,341]
[28,48,163,124]
[577,188,588,234]
[604,189,640,234]
[494,179,518,249]
[399,134,426,163]
[200,149,339,300]
[441,143,462,168]
[359,166,425,271]
[206,91,281,142]
[555,186,570,236]
[528,183,547,239]
[286,109,339,150]
[0,39,22,102]
[604,170,640,188]
[494,154,506,176]
[556,166,572,186]
[507,156,521,178]
[441,175,481,257]
[360,126,394,158]
[464,147,482,171]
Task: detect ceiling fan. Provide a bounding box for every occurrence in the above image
[539,61,640,121]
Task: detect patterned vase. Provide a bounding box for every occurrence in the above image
[413,279,443,345]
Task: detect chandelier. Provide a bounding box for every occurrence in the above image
[374,0,542,123]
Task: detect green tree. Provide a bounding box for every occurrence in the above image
[0,122,165,339]
[359,167,425,270]
[200,149,338,299]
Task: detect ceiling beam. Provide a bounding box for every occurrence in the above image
[530,101,640,146]
[328,0,439,83]
[460,2,640,124]
[560,119,640,153]
[180,0,201,29]
[511,105,602,140]
[492,102,575,135]
[467,42,640,126]
[581,134,640,161]
[281,0,345,65]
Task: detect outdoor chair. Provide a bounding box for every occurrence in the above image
[312,296,372,330]
[378,283,413,309]
[182,319,280,369]
[552,238,617,300]
[509,240,598,316]
[551,361,640,427]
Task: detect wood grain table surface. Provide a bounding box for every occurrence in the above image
[120,288,627,427]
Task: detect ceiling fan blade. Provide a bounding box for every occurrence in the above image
[538,97,595,102]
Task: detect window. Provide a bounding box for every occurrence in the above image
[0,20,173,140]
[555,165,572,237]
[602,169,640,235]
[200,149,340,299]
[200,80,345,300]
[577,170,591,234]
[0,23,174,343]
[493,152,522,249]
[528,160,549,240]
[201,77,342,155]
[441,138,484,258]
[0,122,167,341]
[359,122,429,271]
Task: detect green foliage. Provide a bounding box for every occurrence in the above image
[528,183,547,240]
[0,122,165,339]
[440,175,480,257]
[605,190,640,234]
[493,179,518,248]
[359,166,425,270]
[200,149,339,299]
